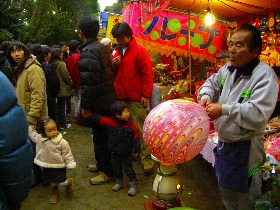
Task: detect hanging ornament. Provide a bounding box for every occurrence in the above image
[268,13,275,31]
[260,16,268,32]
[252,17,261,29]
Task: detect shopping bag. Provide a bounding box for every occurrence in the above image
[75,107,92,127]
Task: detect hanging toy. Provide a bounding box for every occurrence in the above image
[268,13,276,31]
[260,16,268,32]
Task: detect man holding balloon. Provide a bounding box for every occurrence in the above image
[198,24,278,210]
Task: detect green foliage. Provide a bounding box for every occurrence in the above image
[0,0,26,42]
[104,0,129,14]
[1,0,102,46]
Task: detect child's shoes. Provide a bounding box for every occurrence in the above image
[128,187,137,196]
[50,186,60,204]
[66,178,73,193]
[112,183,123,192]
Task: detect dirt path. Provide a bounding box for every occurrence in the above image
[21,118,225,210]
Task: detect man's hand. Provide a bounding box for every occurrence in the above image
[141,97,150,107]
[112,56,121,66]
[198,98,211,108]
[206,103,222,120]
[82,109,92,118]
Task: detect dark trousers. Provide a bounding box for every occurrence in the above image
[66,96,71,115]
[56,97,67,129]
[111,153,137,188]
[47,96,57,122]
[92,123,113,177]
[31,141,42,181]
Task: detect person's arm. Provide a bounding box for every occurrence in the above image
[28,126,43,144]
[197,68,223,105]
[27,66,47,125]
[136,48,154,102]
[61,140,76,169]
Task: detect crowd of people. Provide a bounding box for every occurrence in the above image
[0,16,154,208]
[0,15,278,210]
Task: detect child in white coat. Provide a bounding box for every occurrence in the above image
[29,118,76,204]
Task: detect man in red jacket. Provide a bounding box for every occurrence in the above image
[111,22,154,175]
[65,40,81,116]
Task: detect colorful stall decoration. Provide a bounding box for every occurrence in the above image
[138,0,172,24]
[264,138,280,163]
[143,99,210,165]
[105,14,122,41]
[123,3,227,61]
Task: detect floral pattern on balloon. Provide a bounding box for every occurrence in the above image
[143,99,210,165]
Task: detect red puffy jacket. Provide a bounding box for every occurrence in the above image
[112,38,153,102]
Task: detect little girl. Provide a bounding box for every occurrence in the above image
[28,118,76,204]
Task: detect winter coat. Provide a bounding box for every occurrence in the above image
[92,114,140,155]
[15,55,48,126]
[198,60,278,143]
[41,61,60,98]
[53,60,73,98]
[65,52,81,90]
[28,129,76,169]
[78,38,115,113]
[112,38,153,102]
[0,72,33,210]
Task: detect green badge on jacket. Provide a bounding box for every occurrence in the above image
[241,90,251,99]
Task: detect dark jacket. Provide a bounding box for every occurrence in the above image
[0,72,33,209]
[78,38,115,114]
[0,51,12,81]
[92,114,140,155]
[41,61,60,98]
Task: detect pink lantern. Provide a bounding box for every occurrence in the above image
[143,99,210,165]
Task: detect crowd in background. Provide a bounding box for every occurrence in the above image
[0,15,155,208]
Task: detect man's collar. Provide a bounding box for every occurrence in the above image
[227,58,260,76]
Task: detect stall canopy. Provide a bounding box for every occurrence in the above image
[141,0,280,22]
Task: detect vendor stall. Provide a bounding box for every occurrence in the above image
[120,1,280,208]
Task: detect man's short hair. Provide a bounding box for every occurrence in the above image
[111,22,133,38]
[237,24,262,55]
[78,17,100,39]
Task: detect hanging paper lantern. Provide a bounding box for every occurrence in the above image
[264,138,280,162]
[143,99,210,165]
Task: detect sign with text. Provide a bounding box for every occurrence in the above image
[123,3,226,58]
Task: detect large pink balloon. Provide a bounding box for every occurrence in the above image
[143,99,210,165]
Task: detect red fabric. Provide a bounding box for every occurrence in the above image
[65,52,80,90]
[112,38,153,102]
